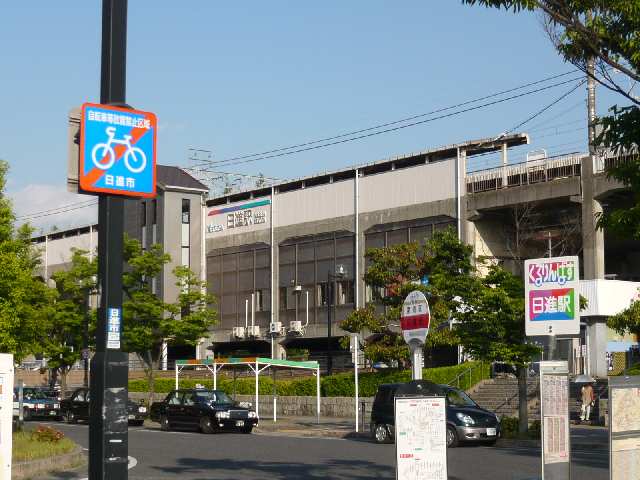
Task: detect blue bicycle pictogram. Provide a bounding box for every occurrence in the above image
[91,126,147,173]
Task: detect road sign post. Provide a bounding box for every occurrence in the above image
[401,290,430,381]
[86,1,157,479]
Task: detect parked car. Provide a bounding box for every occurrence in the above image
[370,380,500,447]
[60,387,148,426]
[150,389,258,434]
[12,387,61,420]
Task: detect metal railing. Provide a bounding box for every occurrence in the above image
[446,361,486,391]
[466,154,586,194]
[594,149,638,173]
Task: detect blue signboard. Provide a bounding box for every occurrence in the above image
[79,103,157,198]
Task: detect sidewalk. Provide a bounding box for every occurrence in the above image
[254,416,368,439]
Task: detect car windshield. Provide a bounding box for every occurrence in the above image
[23,390,48,400]
[446,388,477,407]
[194,390,233,404]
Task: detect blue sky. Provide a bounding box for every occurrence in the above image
[0,2,623,231]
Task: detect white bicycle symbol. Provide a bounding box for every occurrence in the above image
[91,126,147,174]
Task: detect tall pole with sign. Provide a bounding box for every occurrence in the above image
[400,291,430,381]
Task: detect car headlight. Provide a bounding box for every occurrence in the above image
[54,404,60,409]
[215,411,230,419]
[248,411,257,419]
[138,406,147,413]
[456,412,475,425]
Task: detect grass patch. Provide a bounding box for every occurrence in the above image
[13,428,76,463]
[626,362,640,376]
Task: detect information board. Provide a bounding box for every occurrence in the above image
[609,376,640,480]
[525,256,580,336]
[395,396,447,480]
[540,361,570,480]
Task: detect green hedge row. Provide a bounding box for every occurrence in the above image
[128,361,489,398]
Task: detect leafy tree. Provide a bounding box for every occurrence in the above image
[45,249,97,395]
[340,228,474,366]
[461,1,640,238]
[607,300,640,362]
[455,263,540,435]
[0,160,53,361]
[122,236,217,404]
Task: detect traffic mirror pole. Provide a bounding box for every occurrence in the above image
[89,1,129,478]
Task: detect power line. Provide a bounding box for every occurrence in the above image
[17,200,98,221]
[189,70,583,170]
[207,77,585,170]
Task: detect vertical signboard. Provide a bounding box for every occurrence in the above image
[0,354,13,480]
[540,361,570,480]
[525,256,580,336]
[609,375,640,480]
[395,396,447,480]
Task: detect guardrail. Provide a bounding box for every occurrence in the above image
[466,154,586,194]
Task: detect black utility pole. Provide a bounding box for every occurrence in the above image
[83,288,89,388]
[326,274,333,376]
[89,1,129,479]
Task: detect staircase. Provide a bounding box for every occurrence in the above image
[469,377,540,421]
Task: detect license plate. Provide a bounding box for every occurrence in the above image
[128,414,135,420]
[486,428,497,436]
[235,420,244,427]
[49,411,57,416]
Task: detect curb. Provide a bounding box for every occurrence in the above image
[12,446,86,480]
[254,426,369,439]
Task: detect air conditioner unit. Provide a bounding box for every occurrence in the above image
[247,325,260,338]
[232,327,245,339]
[269,322,282,335]
[289,320,304,334]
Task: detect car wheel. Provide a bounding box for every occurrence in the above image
[241,425,253,434]
[446,425,459,448]
[22,408,31,422]
[374,424,391,444]
[65,411,76,424]
[160,415,170,432]
[199,416,214,434]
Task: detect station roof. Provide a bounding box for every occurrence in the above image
[207,133,529,206]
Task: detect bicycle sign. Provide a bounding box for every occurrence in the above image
[79,103,157,197]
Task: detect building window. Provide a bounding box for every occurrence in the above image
[182,199,190,224]
[316,282,329,307]
[336,280,355,305]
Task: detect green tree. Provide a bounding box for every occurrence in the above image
[607,300,640,366]
[122,236,217,404]
[0,160,52,361]
[462,1,640,238]
[455,263,540,435]
[340,228,474,365]
[45,249,97,395]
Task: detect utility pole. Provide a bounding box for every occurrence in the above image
[89,1,129,478]
[587,56,597,155]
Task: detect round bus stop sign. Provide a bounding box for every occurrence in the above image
[400,290,430,345]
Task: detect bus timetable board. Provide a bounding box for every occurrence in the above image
[395,396,447,480]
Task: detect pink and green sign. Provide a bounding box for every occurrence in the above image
[529,288,575,321]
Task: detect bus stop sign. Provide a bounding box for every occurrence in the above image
[79,103,157,198]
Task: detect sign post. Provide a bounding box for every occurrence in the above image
[81,2,157,479]
[350,334,362,432]
[401,291,430,380]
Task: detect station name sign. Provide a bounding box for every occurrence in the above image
[206,199,270,234]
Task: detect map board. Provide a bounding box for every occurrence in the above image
[395,396,447,480]
[609,376,640,480]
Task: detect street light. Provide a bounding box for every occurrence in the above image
[327,264,346,376]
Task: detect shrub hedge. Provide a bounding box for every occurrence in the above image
[128,361,489,398]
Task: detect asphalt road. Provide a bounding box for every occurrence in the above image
[40,422,608,480]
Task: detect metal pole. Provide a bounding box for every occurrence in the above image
[90,1,129,478]
[255,360,259,419]
[316,366,321,424]
[175,364,178,390]
[410,343,423,380]
[214,365,217,390]
[355,346,359,433]
[18,380,24,425]
[83,288,90,388]
[327,272,332,376]
[272,368,276,423]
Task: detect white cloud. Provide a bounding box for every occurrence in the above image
[8,184,98,234]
